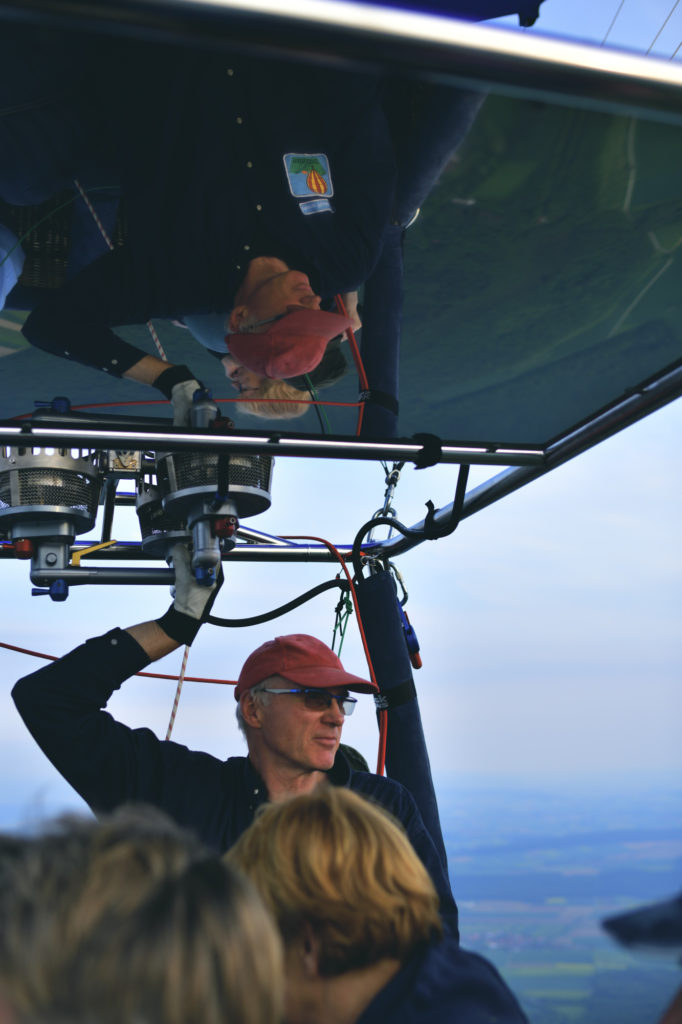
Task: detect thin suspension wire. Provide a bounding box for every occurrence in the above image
[670,38,682,58]
[647,0,681,53]
[602,0,626,45]
[74,179,167,361]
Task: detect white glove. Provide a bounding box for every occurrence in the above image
[158,543,223,645]
[171,379,203,427]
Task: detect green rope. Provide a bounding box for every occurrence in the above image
[331,586,354,656]
[303,373,332,434]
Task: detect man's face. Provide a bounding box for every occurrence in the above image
[246,270,322,324]
[230,258,322,332]
[221,354,264,395]
[255,675,346,774]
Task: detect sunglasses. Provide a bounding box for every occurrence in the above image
[240,306,320,334]
[261,687,357,716]
[239,312,290,334]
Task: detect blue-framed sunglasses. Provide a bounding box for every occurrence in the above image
[261,687,357,716]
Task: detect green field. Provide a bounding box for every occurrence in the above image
[440,782,682,1023]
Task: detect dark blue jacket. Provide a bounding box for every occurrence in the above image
[11,627,457,937]
[357,930,528,1023]
[21,44,395,377]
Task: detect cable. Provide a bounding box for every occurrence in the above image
[282,533,385,773]
[0,639,235,685]
[11,395,363,421]
[351,465,470,580]
[602,0,625,46]
[207,578,349,628]
[303,374,332,434]
[647,0,681,53]
[334,293,368,436]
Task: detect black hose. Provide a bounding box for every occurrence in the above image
[207,578,349,628]
[351,465,470,579]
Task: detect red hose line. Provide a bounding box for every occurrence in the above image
[282,534,386,775]
[0,640,236,686]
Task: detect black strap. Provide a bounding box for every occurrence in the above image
[154,364,199,398]
[373,678,417,710]
[412,432,442,469]
[358,389,399,415]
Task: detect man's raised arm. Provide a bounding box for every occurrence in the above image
[11,545,221,816]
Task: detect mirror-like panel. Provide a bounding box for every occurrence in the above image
[1,10,681,449]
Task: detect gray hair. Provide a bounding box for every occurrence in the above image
[235,682,272,737]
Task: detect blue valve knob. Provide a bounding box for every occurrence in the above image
[194,566,215,587]
[49,579,69,601]
[31,579,69,601]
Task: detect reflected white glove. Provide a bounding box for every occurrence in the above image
[153,364,203,426]
[158,543,223,645]
[171,379,203,427]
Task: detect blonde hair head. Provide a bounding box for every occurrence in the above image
[227,787,442,976]
[239,378,310,419]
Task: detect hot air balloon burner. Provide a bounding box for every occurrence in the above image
[155,451,274,581]
[0,445,102,576]
[135,477,191,560]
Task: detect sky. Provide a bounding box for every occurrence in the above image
[0,0,681,829]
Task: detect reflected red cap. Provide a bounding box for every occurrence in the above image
[234,634,376,700]
[226,308,352,379]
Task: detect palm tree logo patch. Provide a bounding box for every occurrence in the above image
[283,154,334,198]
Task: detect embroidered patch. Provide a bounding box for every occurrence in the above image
[299,199,333,216]
[283,153,334,198]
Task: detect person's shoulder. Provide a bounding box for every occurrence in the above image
[349,770,416,811]
[406,935,528,1023]
[162,749,247,773]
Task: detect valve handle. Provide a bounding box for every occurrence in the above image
[193,565,216,587]
[397,602,422,669]
[31,580,69,602]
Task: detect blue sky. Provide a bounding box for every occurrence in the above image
[1,0,681,828]
[497,0,682,55]
[2,396,680,826]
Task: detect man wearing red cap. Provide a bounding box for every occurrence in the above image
[15,40,394,421]
[13,545,459,936]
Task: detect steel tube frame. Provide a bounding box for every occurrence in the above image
[1,364,680,572]
[0,4,680,577]
[30,567,174,586]
[3,0,682,126]
[0,422,544,468]
[370,363,682,559]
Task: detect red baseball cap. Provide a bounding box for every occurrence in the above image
[234,634,376,700]
[226,308,353,379]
